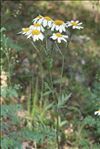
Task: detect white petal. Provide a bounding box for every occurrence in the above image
[73,26,76,29]
[52,35,57,40]
[61,37,67,42]
[48,21,51,27]
[59,27,62,33]
[56,26,59,30]
[38,27,41,31]
[39,34,44,40]
[51,25,55,31]
[33,18,38,23]
[71,20,74,23]
[76,20,79,23]
[34,35,38,40]
[40,35,44,41]
[43,20,47,27]
[66,21,70,25]
[78,22,82,25]
[62,26,66,32]
[63,35,68,38]
[27,34,32,38]
[95,112,98,115]
[38,18,43,24]
[58,38,61,43]
[41,26,44,32]
[32,37,36,42]
[29,25,34,30]
[68,24,72,27]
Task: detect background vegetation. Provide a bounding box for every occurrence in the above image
[1,0,100,149]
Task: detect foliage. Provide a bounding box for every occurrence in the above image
[1,85,19,99]
[0,104,57,149]
[1,1,100,149]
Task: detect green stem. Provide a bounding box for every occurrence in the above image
[31,41,44,105]
[55,42,64,93]
[55,38,72,148]
[55,42,65,149]
[56,107,60,149]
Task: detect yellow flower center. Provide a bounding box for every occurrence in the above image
[55,33,62,37]
[37,15,43,19]
[32,30,41,35]
[71,21,78,26]
[34,23,41,27]
[22,28,30,32]
[54,20,64,26]
[44,16,52,21]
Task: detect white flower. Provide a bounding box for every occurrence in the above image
[51,20,66,33]
[50,33,68,43]
[32,15,44,24]
[29,23,44,32]
[20,27,31,36]
[41,16,53,27]
[28,30,44,42]
[94,110,100,116]
[66,20,83,29]
[33,15,53,28]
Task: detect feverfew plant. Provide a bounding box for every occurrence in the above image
[19,15,83,148]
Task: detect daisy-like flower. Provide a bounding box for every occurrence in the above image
[41,16,53,27]
[94,109,100,116]
[29,23,45,32]
[33,15,44,24]
[50,32,68,43]
[20,27,31,36]
[28,30,44,42]
[66,20,83,29]
[51,20,66,33]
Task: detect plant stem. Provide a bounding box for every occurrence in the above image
[56,107,60,149]
[30,70,34,114]
[55,42,64,94]
[31,42,44,108]
[55,38,72,148]
[55,43,65,149]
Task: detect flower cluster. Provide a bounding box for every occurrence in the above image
[20,15,83,43]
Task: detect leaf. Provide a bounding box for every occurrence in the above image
[83,116,96,126]
[58,93,72,108]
